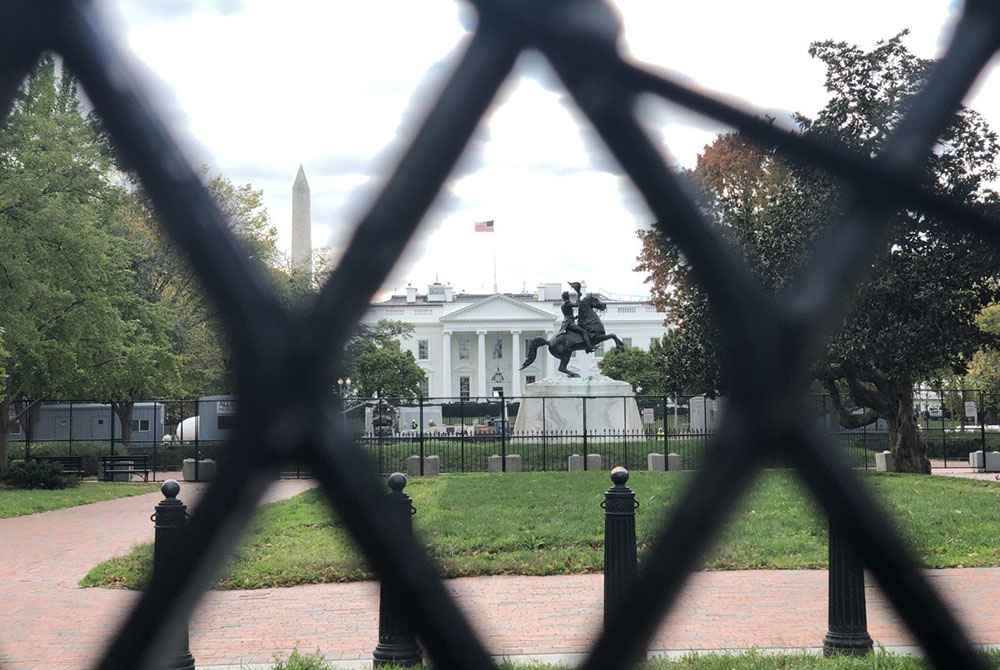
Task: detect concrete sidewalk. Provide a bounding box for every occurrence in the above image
[3,480,1000,669]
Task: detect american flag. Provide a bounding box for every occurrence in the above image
[474,220,494,232]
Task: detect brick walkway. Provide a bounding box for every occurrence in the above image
[3,480,1000,669]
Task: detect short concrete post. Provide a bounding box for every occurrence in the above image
[423,455,440,476]
[373,474,422,667]
[875,451,894,472]
[488,455,503,473]
[406,455,421,477]
[603,467,638,622]
[152,481,195,670]
[970,450,985,470]
[505,454,522,473]
[666,453,682,471]
[823,519,873,656]
[568,453,583,471]
[986,451,1000,472]
[586,453,602,470]
[647,453,665,471]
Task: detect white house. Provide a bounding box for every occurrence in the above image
[360,281,669,399]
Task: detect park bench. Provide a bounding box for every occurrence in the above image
[32,456,85,477]
[99,454,150,482]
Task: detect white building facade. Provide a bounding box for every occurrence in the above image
[360,282,670,399]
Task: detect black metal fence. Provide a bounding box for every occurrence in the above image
[357,393,880,474]
[21,391,1000,476]
[7,399,226,479]
[4,0,999,668]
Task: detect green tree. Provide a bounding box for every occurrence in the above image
[598,336,673,395]
[116,171,286,398]
[0,59,281,467]
[0,56,128,469]
[345,320,426,399]
[966,304,1000,400]
[637,34,1000,473]
[89,295,183,443]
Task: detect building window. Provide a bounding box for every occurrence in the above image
[131,419,150,432]
[218,415,237,430]
[623,337,632,349]
[8,421,22,435]
[418,339,429,360]
[459,376,470,400]
[594,342,604,358]
[459,339,470,360]
[650,337,658,350]
[419,375,429,397]
[525,375,536,385]
[493,338,503,359]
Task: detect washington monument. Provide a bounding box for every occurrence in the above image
[291,165,311,282]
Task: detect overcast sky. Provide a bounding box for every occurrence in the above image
[101,0,998,299]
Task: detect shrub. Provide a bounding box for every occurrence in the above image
[923,434,993,460]
[270,648,334,670]
[1,460,79,490]
[17,441,107,477]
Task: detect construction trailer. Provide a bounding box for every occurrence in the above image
[8,402,165,443]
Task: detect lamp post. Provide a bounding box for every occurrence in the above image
[337,377,351,429]
[337,377,352,399]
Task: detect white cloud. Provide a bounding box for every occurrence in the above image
[103,0,997,299]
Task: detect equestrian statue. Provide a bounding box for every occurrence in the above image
[520,282,625,378]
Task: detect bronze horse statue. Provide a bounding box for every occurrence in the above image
[520,294,624,377]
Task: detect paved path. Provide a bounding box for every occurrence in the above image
[0,479,317,670]
[4,480,1000,669]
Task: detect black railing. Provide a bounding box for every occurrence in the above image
[3,1,1000,669]
[5,393,911,476]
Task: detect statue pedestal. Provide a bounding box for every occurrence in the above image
[513,375,643,434]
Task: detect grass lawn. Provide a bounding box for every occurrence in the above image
[81,470,1000,590]
[277,648,1000,670]
[639,651,1000,670]
[0,481,161,519]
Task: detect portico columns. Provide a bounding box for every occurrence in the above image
[511,330,521,396]
[544,330,555,378]
[477,330,487,399]
[442,331,452,398]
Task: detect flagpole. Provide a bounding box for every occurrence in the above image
[492,230,497,293]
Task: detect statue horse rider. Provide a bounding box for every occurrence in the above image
[562,281,595,353]
[521,283,625,378]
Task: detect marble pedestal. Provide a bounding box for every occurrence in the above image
[513,375,643,434]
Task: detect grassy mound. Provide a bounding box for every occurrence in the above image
[80,471,1000,589]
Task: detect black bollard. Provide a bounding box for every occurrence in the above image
[603,466,638,622]
[823,519,873,656]
[152,480,196,670]
[373,473,423,668]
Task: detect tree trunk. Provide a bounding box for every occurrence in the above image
[0,396,10,474]
[113,401,135,445]
[886,380,930,474]
[825,369,930,475]
[26,400,41,442]
[0,360,15,473]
